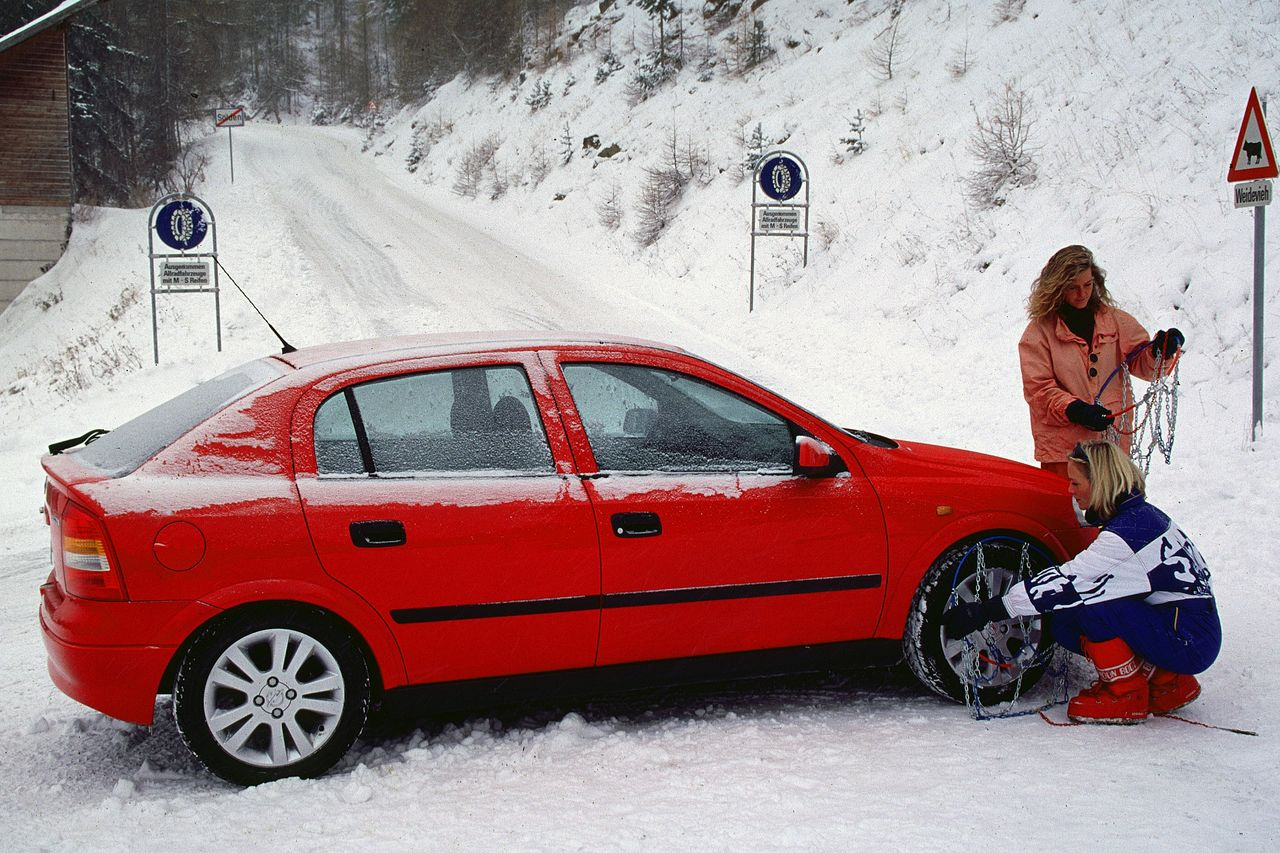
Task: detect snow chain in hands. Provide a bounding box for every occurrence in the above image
[1106,348,1181,477]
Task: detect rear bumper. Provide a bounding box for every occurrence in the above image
[40,581,217,726]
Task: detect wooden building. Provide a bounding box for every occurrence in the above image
[0,0,103,315]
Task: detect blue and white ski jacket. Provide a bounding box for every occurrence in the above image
[1003,492,1214,617]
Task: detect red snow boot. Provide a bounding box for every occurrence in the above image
[1148,669,1201,715]
[1067,637,1149,725]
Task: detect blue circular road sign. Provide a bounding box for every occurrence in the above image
[156,200,209,250]
[758,155,803,201]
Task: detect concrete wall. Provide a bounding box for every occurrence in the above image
[0,204,68,313]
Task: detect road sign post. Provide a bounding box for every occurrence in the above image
[1226,87,1277,441]
[147,193,221,364]
[214,106,246,183]
[749,151,810,313]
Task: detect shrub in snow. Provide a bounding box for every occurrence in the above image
[738,122,766,181]
[406,137,426,173]
[993,0,1027,24]
[634,165,684,246]
[841,111,867,156]
[867,14,908,82]
[595,51,624,84]
[528,147,550,188]
[947,37,973,78]
[966,83,1038,208]
[729,17,775,75]
[165,134,209,194]
[488,160,509,199]
[525,79,552,112]
[452,134,503,198]
[626,50,680,104]
[597,182,624,230]
[559,123,575,165]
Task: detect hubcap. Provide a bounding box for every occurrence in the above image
[203,628,346,768]
[940,566,1043,690]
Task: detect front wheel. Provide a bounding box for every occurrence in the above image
[173,607,370,786]
[904,536,1056,706]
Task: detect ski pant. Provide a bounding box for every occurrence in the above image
[1050,596,1221,675]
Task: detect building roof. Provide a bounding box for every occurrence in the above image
[0,0,103,54]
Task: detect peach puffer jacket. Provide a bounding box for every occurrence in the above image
[1018,306,1157,463]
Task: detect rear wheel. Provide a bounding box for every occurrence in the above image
[904,536,1056,705]
[174,607,370,786]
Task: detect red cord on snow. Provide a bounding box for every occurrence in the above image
[1038,709,1258,736]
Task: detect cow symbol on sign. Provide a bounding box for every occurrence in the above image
[1243,140,1263,165]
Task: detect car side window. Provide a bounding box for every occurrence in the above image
[562,363,795,473]
[313,365,553,475]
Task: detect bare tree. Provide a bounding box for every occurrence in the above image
[165,135,210,194]
[634,165,683,246]
[993,0,1027,25]
[867,15,907,82]
[947,36,972,78]
[597,182,624,230]
[453,134,503,197]
[966,83,1038,208]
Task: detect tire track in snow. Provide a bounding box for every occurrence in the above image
[234,127,596,336]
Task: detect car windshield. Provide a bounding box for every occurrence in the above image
[69,357,289,477]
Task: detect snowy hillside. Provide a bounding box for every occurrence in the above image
[0,1,1278,849]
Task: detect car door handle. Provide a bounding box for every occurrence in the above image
[350,520,406,548]
[611,512,661,538]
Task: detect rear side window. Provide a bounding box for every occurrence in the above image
[314,365,553,475]
[71,359,288,478]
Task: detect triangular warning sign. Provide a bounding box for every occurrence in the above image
[1228,87,1278,182]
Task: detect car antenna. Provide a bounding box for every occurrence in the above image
[213,257,297,354]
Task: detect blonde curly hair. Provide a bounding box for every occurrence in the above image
[1027,245,1117,320]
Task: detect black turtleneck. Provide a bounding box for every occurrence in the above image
[1059,302,1095,347]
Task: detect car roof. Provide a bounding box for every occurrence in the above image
[271,331,689,370]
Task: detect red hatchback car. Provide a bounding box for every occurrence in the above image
[40,333,1089,784]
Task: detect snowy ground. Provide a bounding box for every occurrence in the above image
[2,1,1279,849]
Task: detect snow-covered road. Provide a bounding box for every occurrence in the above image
[228,125,704,346]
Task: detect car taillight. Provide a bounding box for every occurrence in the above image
[61,502,124,601]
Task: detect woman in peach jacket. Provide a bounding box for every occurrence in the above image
[1018,245,1183,477]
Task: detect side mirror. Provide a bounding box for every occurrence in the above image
[794,435,837,476]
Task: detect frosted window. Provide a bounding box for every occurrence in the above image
[314,393,363,474]
[72,358,287,478]
[314,365,552,475]
[562,363,794,473]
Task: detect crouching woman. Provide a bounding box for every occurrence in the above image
[944,439,1221,724]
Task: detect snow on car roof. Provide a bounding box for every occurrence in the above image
[271,330,688,370]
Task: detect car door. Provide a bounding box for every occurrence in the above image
[542,349,888,667]
[293,354,601,685]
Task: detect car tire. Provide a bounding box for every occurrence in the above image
[903,536,1055,706]
[173,606,370,786]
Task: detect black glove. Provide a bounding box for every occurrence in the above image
[942,597,1011,637]
[1152,328,1185,358]
[1065,399,1114,432]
